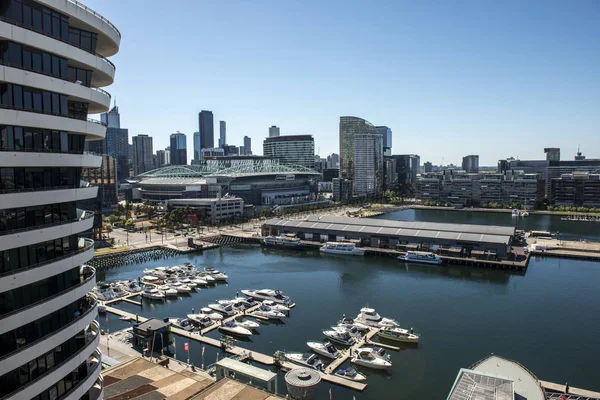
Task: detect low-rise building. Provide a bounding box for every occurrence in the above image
[551,172,600,207]
[332,178,352,201]
[166,197,244,224]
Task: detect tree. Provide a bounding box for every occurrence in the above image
[104,225,113,238]
[124,219,135,230]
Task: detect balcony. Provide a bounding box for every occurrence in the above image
[0,294,98,375]
[4,320,101,400]
[62,348,103,400]
[0,109,106,139]
[0,266,96,333]
[0,185,99,210]
[0,209,94,251]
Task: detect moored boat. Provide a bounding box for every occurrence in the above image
[306,341,340,359]
[323,329,356,346]
[351,347,392,370]
[320,242,365,256]
[397,251,442,265]
[285,353,324,371]
[253,305,286,319]
[240,289,293,306]
[334,367,367,381]
[262,235,304,248]
[219,320,252,337]
[377,327,419,343]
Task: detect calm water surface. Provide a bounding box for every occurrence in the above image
[97,211,600,399]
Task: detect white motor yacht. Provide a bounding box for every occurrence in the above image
[397,251,443,265]
[125,280,142,293]
[216,299,245,312]
[351,347,392,370]
[285,353,324,371]
[262,235,303,248]
[234,297,258,308]
[142,275,160,284]
[158,285,178,298]
[192,278,208,286]
[234,317,260,330]
[200,307,223,321]
[320,242,365,256]
[377,327,419,343]
[262,300,290,312]
[142,288,165,300]
[180,278,197,288]
[186,314,214,328]
[253,305,286,319]
[355,307,399,328]
[240,289,293,306]
[338,317,370,331]
[323,329,356,346]
[204,266,220,274]
[198,273,216,284]
[219,320,252,337]
[208,303,236,316]
[306,341,340,359]
[334,367,367,382]
[212,272,228,281]
[169,318,194,331]
[332,324,362,338]
[170,282,193,294]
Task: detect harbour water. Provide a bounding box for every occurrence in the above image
[96,211,600,399]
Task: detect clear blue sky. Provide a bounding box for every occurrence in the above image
[86,0,599,166]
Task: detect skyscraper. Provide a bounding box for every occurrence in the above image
[193,131,201,161]
[219,121,226,147]
[199,110,214,149]
[156,150,166,167]
[544,147,560,161]
[102,106,129,181]
[165,146,171,165]
[132,134,154,175]
[462,155,480,173]
[263,135,315,168]
[244,135,252,155]
[269,125,280,137]
[339,116,378,181]
[327,153,339,169]
[353,133,384,196]
[0,2,120,398]
[170,132,187,165]
[376,126,392,156]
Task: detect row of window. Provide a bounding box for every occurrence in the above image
[0,41,94,87]
[0,83,90,121]
[0,266,83,316]
[0,295,91,357]
[0,333,90,398]
[33,361,93,400]
[0,201,77,233]
[1,0,99,55]
[0,125,85,154]
[0,234,79,275]
[0,166,82,192]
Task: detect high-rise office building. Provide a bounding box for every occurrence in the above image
[170,132,187,165]
[244,136,252,155]
[263,135,315,168]
[424,161,433,173]
[339,116,378,182]
[327,153,339,169]
[544,147,560,161]
[193,131,201,161]
[269,125,280,137]
[0,2,120,398]
[103,107,129,181]
[219,121,226,147]
[132,135,154,175]
[198,110,214,149]
[462,155,479,173]
[353,133,384,196]
[156,150,166,167]
[376,126,392,155]
[165,146,171,165]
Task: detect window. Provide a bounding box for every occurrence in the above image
[32,52,42,72]
[13,85,22,109]
[43,91,51,113]
[43,9,52,35]
[51,55,59,77]
[42,52,51,75]
[33,91,42,112]
[23,49,32,70]
[32,8,42,32]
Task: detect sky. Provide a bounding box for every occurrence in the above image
[86,0,600,166]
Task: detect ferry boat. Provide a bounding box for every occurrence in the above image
[262,235,304,248]
[397,251,443,265]
[319,242,365,256]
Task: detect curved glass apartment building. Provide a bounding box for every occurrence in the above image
[339,116,378,181]
[0,1,120,399]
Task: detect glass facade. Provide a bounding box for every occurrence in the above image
[353,133,384,196]
[339,116,378,182]
[262,135,315,169]
[198,110,214,149]
[0,166,82,193]
[0,125,84,154]
[0,201,77,234]
[0,234,80,275]
[170,133,187,165]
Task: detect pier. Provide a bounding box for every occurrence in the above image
[528,237,600,261]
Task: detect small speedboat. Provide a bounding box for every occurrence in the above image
[240,289,293,306]
[180,278,197,288]
[306,341,340,359]
[204,266,220,274]
[235,297,258,308]
[338,317,370,331]
[165,288,178,297]
[334,367,367,382]
[253,305,286,319]
[355,307,399,328]
[219,320,252,337]
[200,307,223,321]
[212,272,228,281]
[262,300,290,312]
[186,314,213,328]
[285,353,324,371]
[198,273,216,283]
[208,303,236,316]
[377,327,419,343]
[351,347,392,370]
[235,317,260,330]
[192,278,208,286]
[323,329,356,346]
[171,282,193,294]
[142,288,165,300]
[169,317,195,331]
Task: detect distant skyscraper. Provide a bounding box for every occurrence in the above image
[101,104,121,128]
[544,147,560,161]
[462,155,479,173]
[170,132,187,165]
[376,126,392,155]
[327,153,339,169]
[199,110,214,149]
[269,125,280,137]
[424,161,433,173]
[97,105,129,180]
[219,121,226,147]
[165,146,171,165]
[132,134,154,175]
[263,135,315,168]
[353,133,384,196]
[156,150,166,167]
[243,135,252,155]
[339,116,378,182]
[193,131,201,161]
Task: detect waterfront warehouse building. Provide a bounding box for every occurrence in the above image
[263,215,515,258]
[0,0,121,398]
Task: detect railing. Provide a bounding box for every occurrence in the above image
[0,208,95,237]
[66,0,122,38]
[0,147,85,154]
[91,86,111,98]
[0,294,97,361]
[64,349,102,400]
[89,374,104,400]
[0,16,116,70]
[0,104,107,127]
[0,238,94,278]
[0,184,97,195]
[0,319,100,400]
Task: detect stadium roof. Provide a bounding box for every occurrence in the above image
[264,215,515,245]
[137,163,321,179]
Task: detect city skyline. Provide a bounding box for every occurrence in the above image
[82,0,598,165]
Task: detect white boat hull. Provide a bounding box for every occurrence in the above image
[320,248,365,256]
[351,358,391,370]
[306,342,338,359]
[397,255,442,265]
[219,326,252,337]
